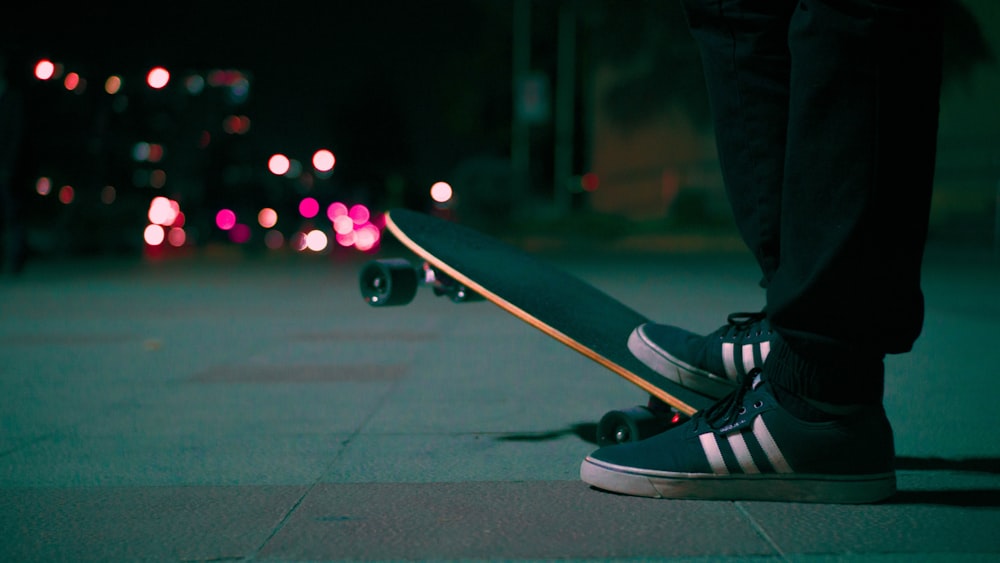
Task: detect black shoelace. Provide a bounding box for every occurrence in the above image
[696,368,764,433]
[718,311,769,341]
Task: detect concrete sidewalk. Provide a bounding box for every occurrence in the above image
[1,244,998,561]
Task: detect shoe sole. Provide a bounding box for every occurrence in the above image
[628,328,737,400]
[581,457,896,504]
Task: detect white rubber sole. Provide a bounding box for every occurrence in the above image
[581,456,897,504]
[627,328,737,400]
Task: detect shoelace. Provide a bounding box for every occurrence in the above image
[695,368,763,432]
[719,311,770,341]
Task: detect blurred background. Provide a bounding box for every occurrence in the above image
[0,0,997,272]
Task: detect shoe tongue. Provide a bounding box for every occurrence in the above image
[703,370,764,430]
[739,367,764,391]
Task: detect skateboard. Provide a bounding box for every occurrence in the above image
[359,208,714,446]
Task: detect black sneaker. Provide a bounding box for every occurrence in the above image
[580,371,896,504]
[628,312,772,399]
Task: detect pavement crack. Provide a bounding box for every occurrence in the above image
[248,374,405,559]
[735,501,789,561]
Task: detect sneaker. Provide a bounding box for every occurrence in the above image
[629,312,772,399]
[580,371,896,504]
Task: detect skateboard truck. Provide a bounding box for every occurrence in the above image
[595,396,687,447]
[360,258,485,307]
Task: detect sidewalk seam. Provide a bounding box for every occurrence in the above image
[735,501,789,561]
[248,372,407,559]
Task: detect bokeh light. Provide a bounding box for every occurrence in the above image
[336,230,357,247]
[147,144,164,163]
[144,224,165,246]
[148,197,179,226]
[149,169,167,188]
[299,197,320,219]
[349,204,370,225]
[185,74,205,94]
[268,153,291,175]
[229,223,251,244]
[133,142,150,161]
[325,201,381,251]
[147,67,170,89]
[101,186,116,204]
[63,72,82,92]
[333,215,355,235]
[312,149,336,172]
[258,207,278,228]
[104,75,123,95]
[36,177,52,196]
[264,230,285,250]
[58,185,75,204]
[167,227,186,247]
[216,209,237,230]
[354,224,381,252]
[327,201,348,221]
[306,230,329,252]
[34,59,55,80]
[430,181,453,203]
[223,115,251,135]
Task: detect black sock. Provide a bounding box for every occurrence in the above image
[770,381,858,422]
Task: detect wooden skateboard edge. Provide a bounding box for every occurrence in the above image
[384,210,700,417]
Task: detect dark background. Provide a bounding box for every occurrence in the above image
[0,0,996,263]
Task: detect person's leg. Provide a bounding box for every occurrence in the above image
[766,0,944,406]
[627,0,796,397]
[684,0,796,282]
[583,0,943,503]
[628,0,943,402]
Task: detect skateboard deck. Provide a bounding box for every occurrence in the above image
[359,208,713,444]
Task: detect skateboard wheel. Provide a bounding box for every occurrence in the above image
[426,266,484,303]
[596,405,679,447]
[359,258,419,307]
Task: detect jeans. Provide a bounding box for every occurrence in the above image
[681,0,944,403]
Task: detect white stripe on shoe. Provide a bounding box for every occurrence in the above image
[724,342,772,380]
[727,432,760,474]
[699,432,729,475]
[741,344,757,374]
[722,343,738,379]
[752,416,793,473]
[700,416,793,476]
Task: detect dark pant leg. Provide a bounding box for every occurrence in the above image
[765,0,943,404]
[680,0,798,283]
[682,0,944,404]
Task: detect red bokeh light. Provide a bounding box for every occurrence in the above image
[216,209,237,230]
[299,197,320,219]
[34,59,55,80]
[147,67,171,89]
[312,149,336,172]
[268,154,291,175]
